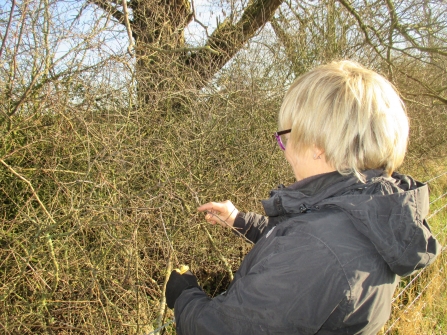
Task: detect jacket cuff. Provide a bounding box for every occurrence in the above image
[233,212,249,235]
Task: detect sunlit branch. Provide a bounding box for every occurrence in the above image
[90,0,125,23]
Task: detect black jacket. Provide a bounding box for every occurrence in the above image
[174,170,441,334]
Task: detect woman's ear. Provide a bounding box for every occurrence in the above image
[312,146,325,160]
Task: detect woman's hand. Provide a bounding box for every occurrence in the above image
[197,200,239,229]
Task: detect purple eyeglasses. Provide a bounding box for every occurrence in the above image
[274,129,291,150]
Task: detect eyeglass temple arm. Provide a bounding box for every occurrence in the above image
[275,129,291,136]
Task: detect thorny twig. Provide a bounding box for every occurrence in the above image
[204,210,254,245]
[0,0,16,59]
[147,318,175,335]
[121,0,134,56]
[187,186,254,245]
[202,224,234,282]
[0,158,60,293]
[155,255,173,335]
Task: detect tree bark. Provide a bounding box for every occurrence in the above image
[91,0,283,106]
[185,0,284,84]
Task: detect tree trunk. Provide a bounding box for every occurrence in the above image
[131,0,192,107]
[92,0,283,109]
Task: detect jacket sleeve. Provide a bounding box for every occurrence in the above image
[173,232,349,335]
[232,212,270,243]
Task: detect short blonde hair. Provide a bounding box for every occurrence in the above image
[279,60,409,180]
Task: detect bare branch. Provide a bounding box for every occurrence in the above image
[145,43,219,55]
[122,0,134,55]
[0,0,15,59]
[89,0,125,23]
[187,0,283,84]
[191,0,211,38]
[337,0,385,58]
[386,0,447,57]
[0,158,59,292]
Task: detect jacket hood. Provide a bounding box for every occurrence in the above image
[262,170,441,277]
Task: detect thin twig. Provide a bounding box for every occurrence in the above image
[0,0,16,58]
[0,159,59,292]
[205,211,254,245]
[202,225,234,281]
[185,182,254,245]
[159,210,178,264]
[122,0,134,56]
[0,159,55,224]
[191,0,210,38]
[187,187,253,282]
[155,255,173,335]
[148,43,219,55]
[147,318,175,335]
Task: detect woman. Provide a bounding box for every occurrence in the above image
[165,60,441,334]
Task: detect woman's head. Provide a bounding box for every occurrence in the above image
[278,60,409,180]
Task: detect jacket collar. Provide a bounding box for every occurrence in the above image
[262,170,384,217]
[261,170,440,277]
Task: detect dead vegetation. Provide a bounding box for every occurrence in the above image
[1,1,446,334]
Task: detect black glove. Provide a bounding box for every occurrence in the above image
[166,270,200,309]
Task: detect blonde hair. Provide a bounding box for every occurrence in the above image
[279,60,409,180]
